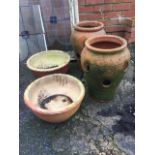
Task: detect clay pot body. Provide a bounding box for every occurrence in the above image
[81,35,130,101]
[30,64,68,78]
[24,74,85,123]
[26,50,70,78]
[70,21,106,57]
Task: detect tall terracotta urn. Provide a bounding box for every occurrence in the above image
[81,35,130,101]
[70,21,106,57]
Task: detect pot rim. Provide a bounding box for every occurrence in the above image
[85,35,127,53]
[74,21,104,32]
[24,74,85,115]
[26,50,70,72]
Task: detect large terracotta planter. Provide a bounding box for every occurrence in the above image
[26,50,70,78]
[70,21,106,57]
[81,35,130,101]
[24,74,85,123]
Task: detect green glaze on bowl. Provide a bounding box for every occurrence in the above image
[27,50,70,72]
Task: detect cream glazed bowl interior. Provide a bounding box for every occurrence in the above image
[26,50,70,77]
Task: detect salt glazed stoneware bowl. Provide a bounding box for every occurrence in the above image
[26,50,70,78]
[24,74,85,123]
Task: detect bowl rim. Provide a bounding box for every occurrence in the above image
[26,50,70,72]
[24,74,85,115]
[74,20,104,32]
[85,34,127,53]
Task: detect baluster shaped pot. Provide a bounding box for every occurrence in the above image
[81,35,130,101]
[70,21,106,58]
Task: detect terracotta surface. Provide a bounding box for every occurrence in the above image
[26,50,70,78]
[31,64,69,78]
[24,74,85,123]
[70,21,106,56]
[81,35,130,101]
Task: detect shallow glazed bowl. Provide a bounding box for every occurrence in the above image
[26,50,70,77]
[24,74,85,123]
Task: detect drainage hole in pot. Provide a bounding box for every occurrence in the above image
[102,80,111,88]
[38,94,73,111]
[76,53,80,59]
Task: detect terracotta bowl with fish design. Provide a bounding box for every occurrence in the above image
[24,74,85,123]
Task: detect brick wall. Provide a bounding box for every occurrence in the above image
[78,0,135,43]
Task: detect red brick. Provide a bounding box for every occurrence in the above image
[113,0,124,2]
[104,0,117,4]
[104,19,120,26]
[79,0,134,5]
[105,25,126,32]
[124,32,131,38]
[104,0,132,3]
[131,3,135,10]
[131,31,135,38]
[79,5,112,14]
[85,0,104,5]
[110,31,125,37]
[122,10,135,17]
[104,19,122,26]
[104,17,133,26]
[126,36,135,43]
[94,4,113,12]
[104,11,122,19]
[79,13,103,21]
[125,27,135,32]
[79,6,94,13]
[78,0,86,5]
[124,31,135,38]
[122,0,134,2]
[113,3,131,11]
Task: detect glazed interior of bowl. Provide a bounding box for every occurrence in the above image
[27,50,70,72]
[24,74,85,113]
